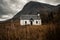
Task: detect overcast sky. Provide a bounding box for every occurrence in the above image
[0,0,60,21]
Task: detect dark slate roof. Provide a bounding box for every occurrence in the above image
[20,15,41,20]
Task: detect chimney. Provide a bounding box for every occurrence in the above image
[37,13,40,16]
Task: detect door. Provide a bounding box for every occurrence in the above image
[30,21,33,25]
[30,18,34,25]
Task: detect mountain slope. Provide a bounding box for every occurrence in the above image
[13,1,55,19]
[12,1,58,24]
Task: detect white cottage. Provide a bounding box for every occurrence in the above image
[20,14,41,25]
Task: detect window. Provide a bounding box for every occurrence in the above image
[36,21,38,24]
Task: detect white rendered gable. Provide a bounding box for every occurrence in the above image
[33,20,41,25]
[20,20,30,25]
[20,20,41,25]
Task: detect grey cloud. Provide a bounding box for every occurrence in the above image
[55,0,60,3]
[0,0,19,18]
[45,0,60,4]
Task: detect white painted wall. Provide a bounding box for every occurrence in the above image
[20,20,42,25]
[33,20,41,25]
[20,20,30,25]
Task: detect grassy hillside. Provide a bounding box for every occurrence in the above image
[0,22,58,40]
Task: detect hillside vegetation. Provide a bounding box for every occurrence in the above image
[0,22,59,40]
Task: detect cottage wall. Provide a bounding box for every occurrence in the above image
[20,20,41,25]
[20,20,30,25]
[33,20,41,25]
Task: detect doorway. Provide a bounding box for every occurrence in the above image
[30,18,34,25]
